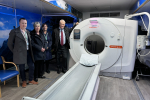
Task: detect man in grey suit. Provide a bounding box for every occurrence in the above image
[7,18,38,88]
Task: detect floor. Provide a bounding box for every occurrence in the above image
[133,58,150,100]
[1,75,141,100]
[0,71,63,100]
[136,76,150,100]
[96,76,140,100]
[0,60,64,100]
[1,64,150,100]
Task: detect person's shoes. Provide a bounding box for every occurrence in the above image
[62,69,67,73]
[57,68,61,74]
[29,80,38,85]
[39,76,46,78]
[46,70,50,74]
[22,81,27,88]
[34,78,38,82]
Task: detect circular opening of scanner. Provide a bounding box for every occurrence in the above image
[84,34,105,54]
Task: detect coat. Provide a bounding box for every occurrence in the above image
[30,30,47,61]
[52,25,76,51]
[7,27,34,64]
[43,31,52,60]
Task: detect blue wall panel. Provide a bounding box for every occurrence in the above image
[16,9,42,31]
[0,6,16,47]
[42,16,54,34]
[130,0,147,13]
[0,5,42,65]
[130,0,150,31]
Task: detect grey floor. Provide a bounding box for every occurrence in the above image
[0,71,63,100]
[1,71,150,100]
[96,76,140,100]
[136,76,150,100]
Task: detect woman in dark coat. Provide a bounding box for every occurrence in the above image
[42,23,52,73]
[31,22,47,82]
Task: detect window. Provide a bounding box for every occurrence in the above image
[90,12,120,17]
[90,13,99,18]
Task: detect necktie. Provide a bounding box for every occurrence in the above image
[61,29,63,46]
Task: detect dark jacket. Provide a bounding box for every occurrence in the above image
[30,30,47,61]
[7,27,34,64]
[43,31,52,60]
[52,25,76,51]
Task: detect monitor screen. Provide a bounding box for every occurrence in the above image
[74,29,80,39]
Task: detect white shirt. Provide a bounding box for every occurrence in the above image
[59,27,66,45]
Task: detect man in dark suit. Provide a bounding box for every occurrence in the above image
[7,18,38,88]
[53,19,78,74]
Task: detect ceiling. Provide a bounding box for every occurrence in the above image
[0,0,71,15]
[0,0,139,16]
[64,0,138,12]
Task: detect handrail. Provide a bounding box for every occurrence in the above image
[125,12,150,37]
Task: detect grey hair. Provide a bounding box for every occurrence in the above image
[59,19,66,23]
[33,22,40,27]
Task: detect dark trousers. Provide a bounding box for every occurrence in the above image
[34,60,44,81]
[19,50,34,81]
[56,45,68,70]
[44,60,50,72]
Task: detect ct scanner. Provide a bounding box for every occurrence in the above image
[22,12,150,100]
[69,17,137,79]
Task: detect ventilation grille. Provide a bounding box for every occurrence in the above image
[110,12,120,17]
[100,13,109,17]
[90,12,120,17]
[90,13,99,17]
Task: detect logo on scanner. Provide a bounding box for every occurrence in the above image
[109,45,122,49]
[89,25,99,28]
[89,20,99,28]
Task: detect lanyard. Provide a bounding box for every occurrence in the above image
[44,33,48,40]
[23,31,28,45]
[21,29,29,50]
[24,31,28,41]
